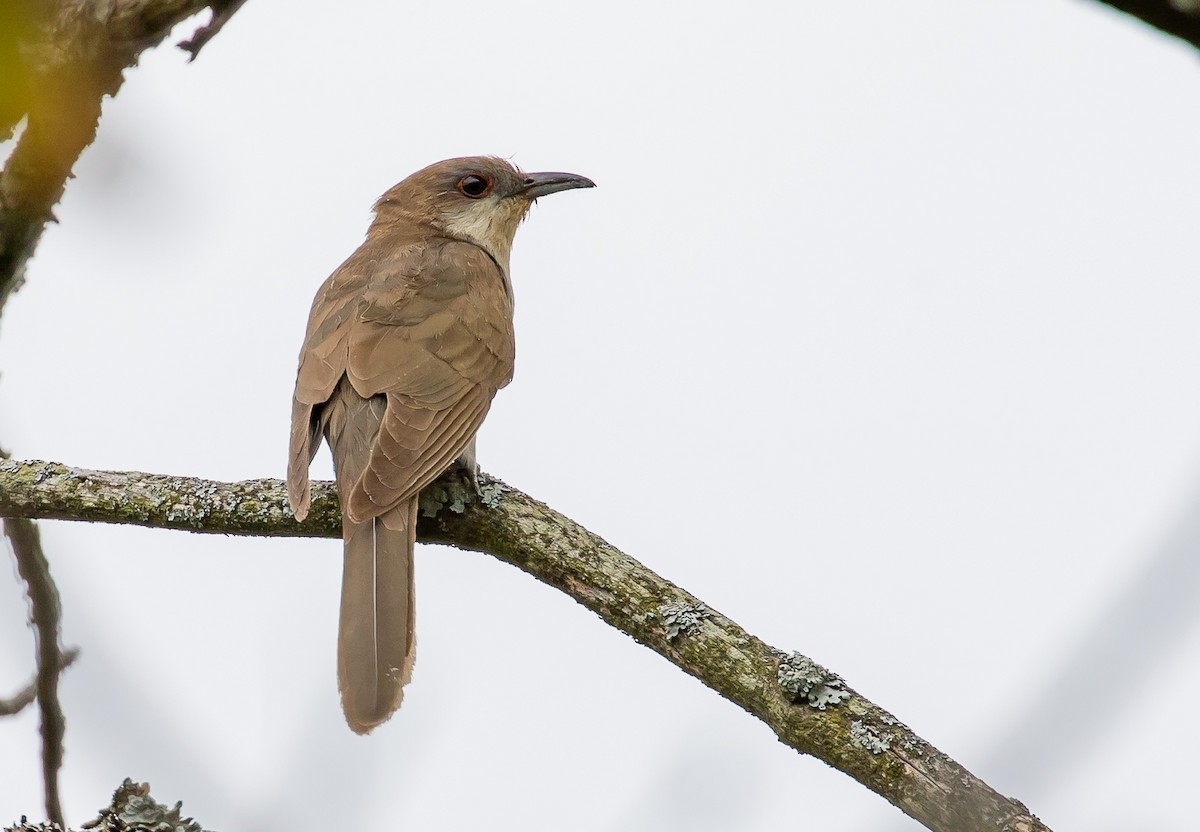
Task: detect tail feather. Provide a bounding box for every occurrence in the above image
[322,376,417,734]
[338,500,416,734]
[287,398,321,521]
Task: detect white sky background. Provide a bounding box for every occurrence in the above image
[3,0,1200,829]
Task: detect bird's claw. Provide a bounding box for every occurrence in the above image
[453,459,485,500]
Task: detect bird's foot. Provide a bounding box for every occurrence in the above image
[451,458,485,500]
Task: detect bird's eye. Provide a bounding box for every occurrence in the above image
[457,174,492,198]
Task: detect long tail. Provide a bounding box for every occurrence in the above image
[323,377,416,734]
[338,500,416,734]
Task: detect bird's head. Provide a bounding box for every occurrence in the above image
[374,156,594,270]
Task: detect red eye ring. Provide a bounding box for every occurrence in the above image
[457,174,493,198]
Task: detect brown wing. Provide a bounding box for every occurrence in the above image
[344,241,514,521]
[287,239,424,519]
[287,235,514,522]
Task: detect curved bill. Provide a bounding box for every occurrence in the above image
[519,171,596,198]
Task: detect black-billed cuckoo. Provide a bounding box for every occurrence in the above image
[287,156,594,733]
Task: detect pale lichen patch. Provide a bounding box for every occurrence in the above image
[778,652,850,709]
[419,480,472,517]
[660,601,710,641]
[851,719,895,755]
[478,479,507,509]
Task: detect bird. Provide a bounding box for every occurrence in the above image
[287,156,594,734]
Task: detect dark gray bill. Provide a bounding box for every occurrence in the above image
[519,171,596,198]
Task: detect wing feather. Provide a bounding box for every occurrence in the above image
[354,240,512,519]
[289,235,514,523]
[347,390,490,521]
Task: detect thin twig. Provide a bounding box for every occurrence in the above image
[4,515,69,829]
[179,0,249,59]
[0,459,1049,832]
[0,647,79,717]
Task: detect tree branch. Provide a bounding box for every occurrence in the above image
[0,647,78,718]
[0,0,244,315]
[1,6,248,824]
[0,459,1049,832]
[179,0,249,60]
[3,515,71,829]
[7,777,213,832]
[1090,0,1200,50]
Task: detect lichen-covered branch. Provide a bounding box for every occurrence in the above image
[1091,0,1200,49]
[7,777,212,832]
[0,0,244,314]
[0,460,1049,832]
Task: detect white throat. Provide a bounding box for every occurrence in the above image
[441,198,528,275]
